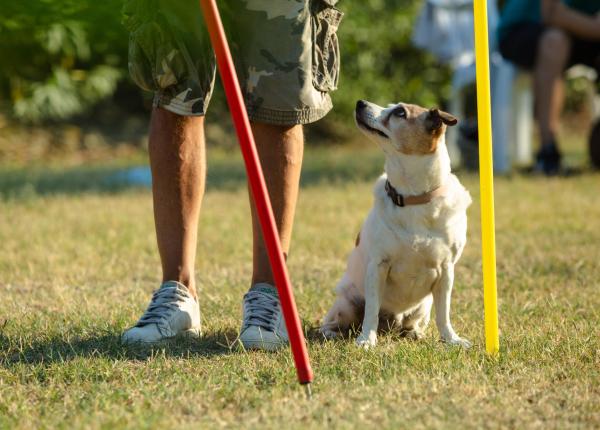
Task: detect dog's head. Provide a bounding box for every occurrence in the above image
[354,100,457,155]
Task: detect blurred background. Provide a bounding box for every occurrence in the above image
[0,0,596,171]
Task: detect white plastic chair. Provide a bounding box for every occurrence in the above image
[491,62,534,171]
[493,63,599,172]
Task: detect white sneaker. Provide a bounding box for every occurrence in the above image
[240,283,289,351]
[122,281,201,344]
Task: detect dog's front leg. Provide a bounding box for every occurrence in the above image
[433,264,471,348]
[356,259,389,349]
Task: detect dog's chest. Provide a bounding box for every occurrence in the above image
[378,223,457,310]
[364,193,468,311]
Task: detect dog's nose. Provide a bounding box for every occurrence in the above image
[356,100,367,111]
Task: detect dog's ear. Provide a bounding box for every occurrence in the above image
[429,108,458,126]
[427,108,458,133]
[426,109,442,132]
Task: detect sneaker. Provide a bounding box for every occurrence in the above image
[121,281,201,344]
[535,141,562,176]
[240,283,288,351]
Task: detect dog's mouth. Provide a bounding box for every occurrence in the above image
[356,114,389,139]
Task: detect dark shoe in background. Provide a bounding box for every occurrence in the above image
[589,119,600,170]
[535,141,562,176]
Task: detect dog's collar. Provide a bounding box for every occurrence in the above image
[385,180,449,207]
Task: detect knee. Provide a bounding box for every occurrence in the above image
[251,122,304,165]
[149,109,205,162]
[538,28,571,64]
[149,108,204,146]
[153,107,205,131]
[252,122,303,143]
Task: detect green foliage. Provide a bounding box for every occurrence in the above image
[333,0,452,119]
[0,0,451,124]
[0,0,127,122]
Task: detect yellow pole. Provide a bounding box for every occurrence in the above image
[472,0,499,355]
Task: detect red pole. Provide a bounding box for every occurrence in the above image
[198,0,314,387]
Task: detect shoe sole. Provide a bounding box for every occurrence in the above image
[180,327,202,339]
[239,339,288,351]
[122,327,202,346]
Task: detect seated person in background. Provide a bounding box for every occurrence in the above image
[498,0,600,175]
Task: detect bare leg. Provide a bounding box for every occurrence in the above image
[248,122,304,286]
[148,107,205,298]
[534,28,571,145]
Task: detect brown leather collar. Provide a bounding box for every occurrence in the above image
[385,180,449,207]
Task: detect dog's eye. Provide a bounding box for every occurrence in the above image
[392,107,406,118]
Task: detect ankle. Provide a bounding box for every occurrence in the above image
[540,132,557,148]
[162,273,197,298]
[251,277,275,289]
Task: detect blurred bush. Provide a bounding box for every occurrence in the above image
[333,0,452,119]
[0,0,451,126]
[0,0,127,122]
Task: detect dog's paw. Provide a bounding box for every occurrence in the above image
[442,336,472,349]
[400,328,425,341]
[319,327,340,340]
[355,334,377,349]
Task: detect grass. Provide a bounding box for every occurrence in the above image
[0,139,599,429]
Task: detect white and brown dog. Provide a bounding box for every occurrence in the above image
[320,100,472,349]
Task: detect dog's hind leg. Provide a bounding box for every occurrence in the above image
[398,295,433,340]
[321,245,367,339]
[320,284,362,339]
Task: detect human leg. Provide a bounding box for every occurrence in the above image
[149,108,206,298]
[534,28,571,174]
[236,1,343,349]
[237,123,304,350]
[249,122,304,286]
[122,0,214,343]
[535,28,571,145]
[122,109,205,344]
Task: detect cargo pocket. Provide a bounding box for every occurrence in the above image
[127,17,187,93]
[311,0,343,92]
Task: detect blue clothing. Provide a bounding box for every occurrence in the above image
[498,0,600,42]
[499,0,542,39]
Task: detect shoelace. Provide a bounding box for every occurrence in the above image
[242,290,280,331]
[136,286,190,327]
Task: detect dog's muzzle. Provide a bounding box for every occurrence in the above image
[355,100,388,138]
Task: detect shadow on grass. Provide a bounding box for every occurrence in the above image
[0,149,384,198]
[305,318,413,345]
[2,323,425,367]
[0,328,241,366]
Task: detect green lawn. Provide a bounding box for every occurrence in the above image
[1,143,599,429]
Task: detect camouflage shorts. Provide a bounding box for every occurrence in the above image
[123,0,343,125]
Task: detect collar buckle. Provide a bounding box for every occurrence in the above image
[385,180,405,207]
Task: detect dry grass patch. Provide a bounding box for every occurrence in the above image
[1,146,599,429]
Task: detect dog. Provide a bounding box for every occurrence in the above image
[320,99,472,349]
